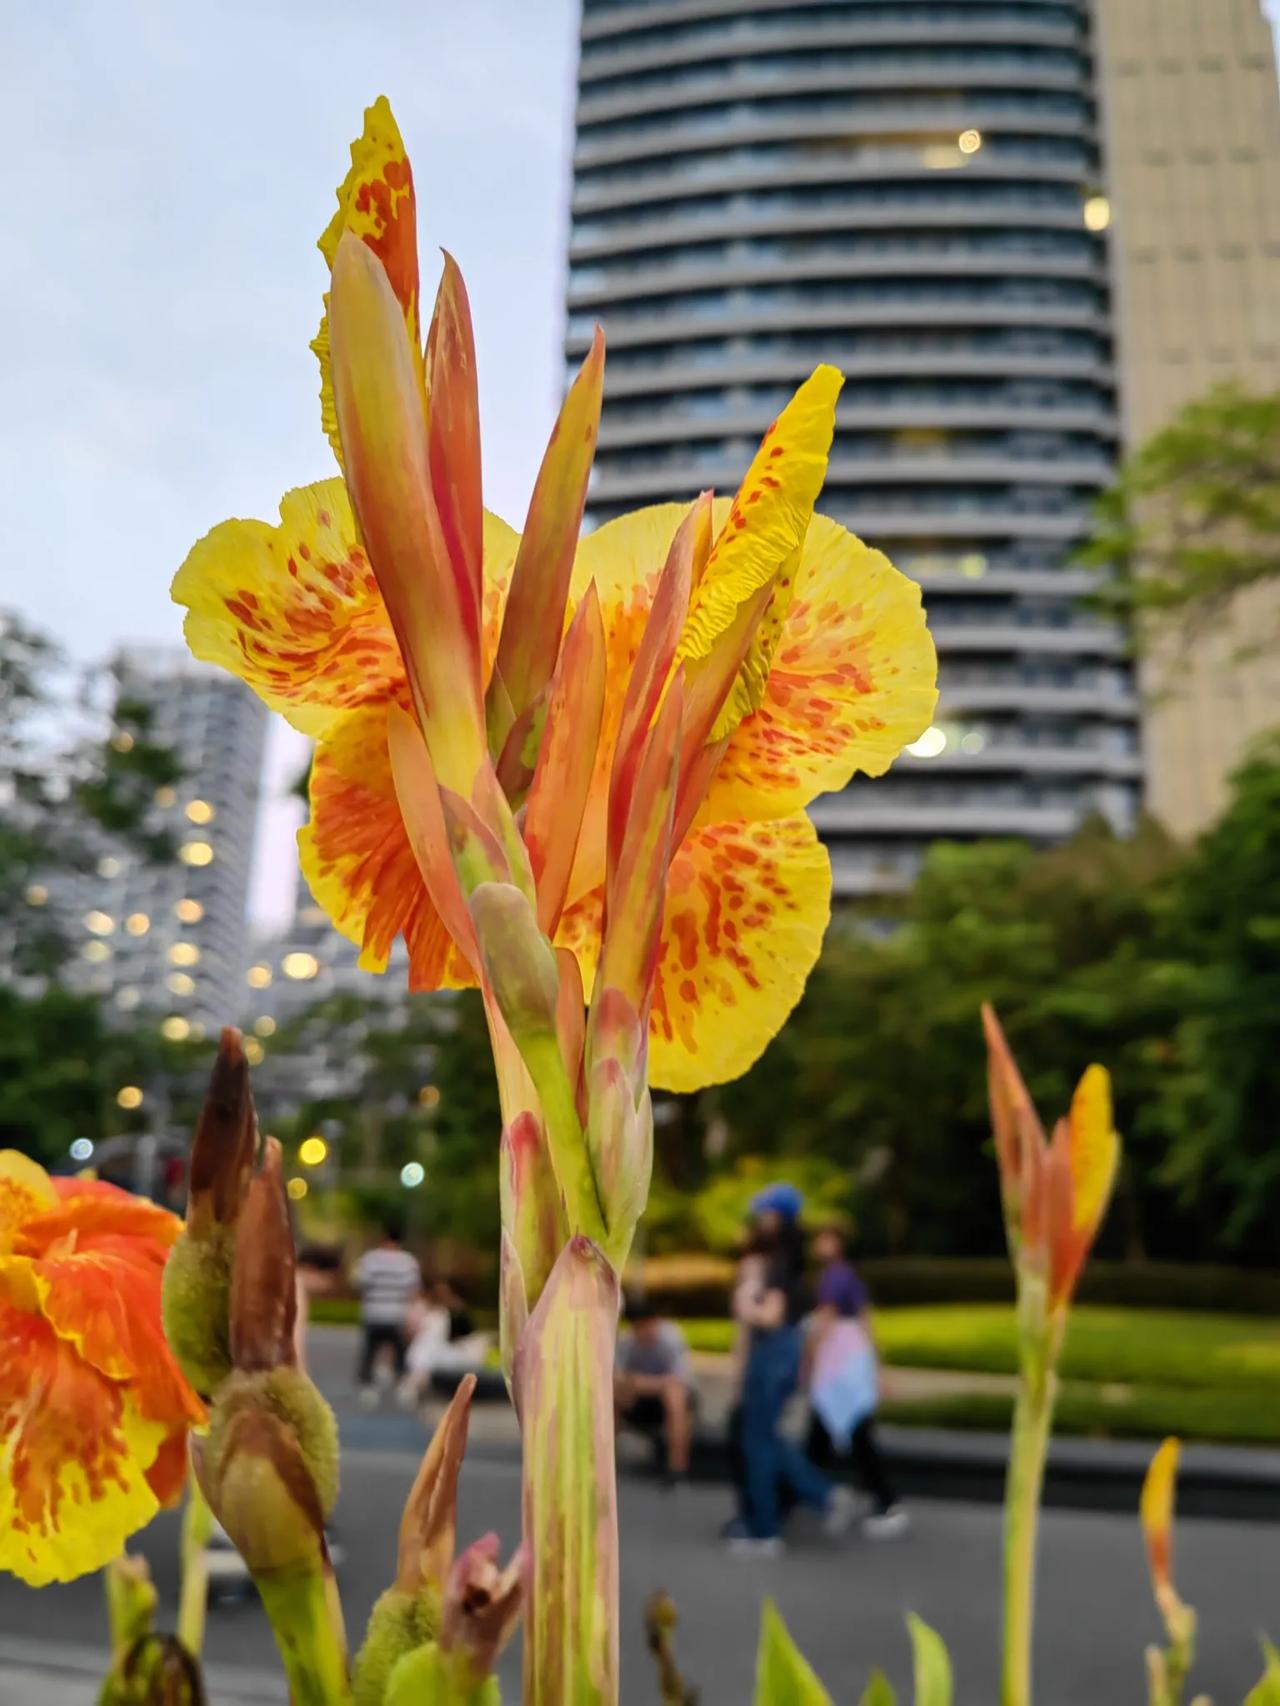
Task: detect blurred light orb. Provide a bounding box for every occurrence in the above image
[116,1086,144,1111]
[1083,194,1111,231]
[958,128,982,154]
[185,799,215,824]
[282,952,320,981]
[176,898,204,923]
[69,1138,95,1163]
[246,963,272,988]
[299,1136,328,1167]
[161,1016,191,1041]
[287,1177,308,1202]
[400,1162,425,1189]
[907,725,948,759]
[179,841,214,867]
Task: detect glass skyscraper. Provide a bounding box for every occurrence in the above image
[567,0,1141,896]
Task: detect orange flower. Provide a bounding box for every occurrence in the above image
[173,98,937,1095]
[0,1152,205,1586]
[981,1005,1120,1310]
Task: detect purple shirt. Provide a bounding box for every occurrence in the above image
[816,1259,869,1319]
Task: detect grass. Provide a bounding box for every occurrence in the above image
[679,1305,1280,1445]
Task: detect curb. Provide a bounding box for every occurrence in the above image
[338,1408,1280,1523]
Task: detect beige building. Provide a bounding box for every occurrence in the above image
[1099,0,1280,835]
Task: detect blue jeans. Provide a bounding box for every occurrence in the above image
[741,1326,834,1539]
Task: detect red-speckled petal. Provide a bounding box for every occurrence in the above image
[558,813,830,1093]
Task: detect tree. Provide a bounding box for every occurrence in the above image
[1156,733,1280,1261]
[1081,382,1280,650]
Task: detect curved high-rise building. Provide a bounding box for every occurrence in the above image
[566,0,1141,897]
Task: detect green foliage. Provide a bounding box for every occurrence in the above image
[1081,381,1280,649]
[711,746,1280,1268]
[753,1601,834,1705]
[1244,1640,1280,1706]
[906,1615,952,1706]
[858,1671,897,1706]
[645,1154,853,1257]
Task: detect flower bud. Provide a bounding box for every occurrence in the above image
[162,1030,257,1397]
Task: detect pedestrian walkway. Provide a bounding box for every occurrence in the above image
[0,1637,286,1704]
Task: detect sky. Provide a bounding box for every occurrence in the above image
[0,0,578,923]
[3,0,1279,923]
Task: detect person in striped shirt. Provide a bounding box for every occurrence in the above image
[352,1220,421,1404]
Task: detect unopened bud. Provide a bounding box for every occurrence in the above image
[206,1367,338,1575]
[586,1055,652,1271]
[441,1533,525,1682]
[163,1030,258,1397]
[469,882,559,1043]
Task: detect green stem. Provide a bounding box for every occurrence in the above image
[1002,1366,1056,1706]
[177,1475,214,1659]
[255,1565,351,1706]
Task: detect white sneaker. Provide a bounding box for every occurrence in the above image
[726,1535,785,1560]
[863,1505,910,1541]
[823,1485,859,1539]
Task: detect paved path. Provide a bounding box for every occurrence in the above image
[4,1450,1278,1704]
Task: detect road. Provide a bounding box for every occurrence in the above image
[3,1447,1277,1704]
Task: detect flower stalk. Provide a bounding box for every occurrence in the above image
[983,1006,1119,1706]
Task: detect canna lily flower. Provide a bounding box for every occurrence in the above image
[0,1151,205,1586]
[173,96,937,1100]
[981,1004,1120,1313]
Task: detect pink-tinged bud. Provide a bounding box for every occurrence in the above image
[490,329,605,753]
[500,1113,566,1340]
[328,230,486,799]
[441,1533,526,1681]
[515,1237,620,1705]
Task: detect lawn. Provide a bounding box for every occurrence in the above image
[679,1305,1280,1445]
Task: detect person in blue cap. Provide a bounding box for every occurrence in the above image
[722,1183,856,1555]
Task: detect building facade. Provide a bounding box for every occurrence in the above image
[567,0,1142,895]
[65,647,267,1035]
[1098,0,1280,836]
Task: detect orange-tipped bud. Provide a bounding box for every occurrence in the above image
[490,328,605,750]
[396,1374,476,1598]
[425,252,483,619]
[329,230,486,798]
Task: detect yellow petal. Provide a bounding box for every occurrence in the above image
[558,812,830,1093]
[173,479,403,739]
[1068,1064,1119,1238]
[314,96,422,466]
[1141,1437,1180,1590]
[702,513,938,822]
[0,1305,166,1586]
[299,703,475,992]
[676,366,843,736]
[0,1150,55,1254]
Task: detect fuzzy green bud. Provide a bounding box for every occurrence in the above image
[162,1230,234,1398]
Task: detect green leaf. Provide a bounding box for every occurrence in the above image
[859,1668,898,1706]
[1244,1638,1280,1705]
[754,1600,835,1705]
[906,1613,953,1706]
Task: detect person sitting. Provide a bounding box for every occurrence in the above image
[401,1279,492,1403]
[614,1297,694,1482]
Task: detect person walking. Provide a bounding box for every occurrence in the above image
[722,1184,855,1556]
[352,1220,421,1404]
[805,1224,908,1538]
